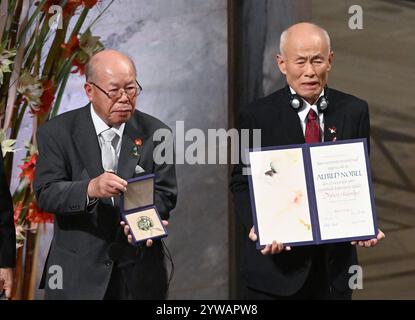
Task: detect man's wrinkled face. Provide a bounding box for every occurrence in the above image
[277,33,333,104]
[85,61,137,127]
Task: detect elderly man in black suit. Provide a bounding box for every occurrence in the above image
[0,154,15,300]
[231,22,385,300]
[34,50,177,300]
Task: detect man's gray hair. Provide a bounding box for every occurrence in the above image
[279,23,331,56]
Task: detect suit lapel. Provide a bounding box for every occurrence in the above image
[279,100,305,145]
[73,105,104,179]
[287,110,305,144]
[117,112,146,180]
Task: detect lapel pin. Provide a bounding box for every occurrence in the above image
[134,137,142,146]
[132,137,142,157]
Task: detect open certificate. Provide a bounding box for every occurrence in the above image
[248,139,378,249]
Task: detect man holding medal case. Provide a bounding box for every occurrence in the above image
[34,50,177,300]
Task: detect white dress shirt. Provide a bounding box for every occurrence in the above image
[289,86,325,141]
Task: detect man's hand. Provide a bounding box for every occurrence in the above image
[87,172,127,198]
[249,226,291,255]
[120,220,169,247]
[0,268,14,299]
[351,229,386,248]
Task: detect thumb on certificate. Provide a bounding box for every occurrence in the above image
[377,229,385,240]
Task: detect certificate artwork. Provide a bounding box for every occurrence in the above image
[249,148,313,245]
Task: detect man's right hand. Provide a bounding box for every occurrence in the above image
[249,226,291,255]
[87,172,128,198]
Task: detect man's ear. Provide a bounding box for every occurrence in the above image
[327,51,334,72]
[84,82,93,101]
[276,54,287,75]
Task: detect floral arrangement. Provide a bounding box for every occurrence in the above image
[0,0,114,299]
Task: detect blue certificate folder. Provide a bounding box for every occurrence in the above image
[120,174,167,244]
[247,138,378,249]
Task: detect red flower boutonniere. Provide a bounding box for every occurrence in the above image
[134,138,142,146]
[328,126,337,142]
[132,137,142,157]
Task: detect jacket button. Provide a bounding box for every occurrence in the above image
[105,261,112,267]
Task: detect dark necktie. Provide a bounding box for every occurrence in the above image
[305,109,321,143]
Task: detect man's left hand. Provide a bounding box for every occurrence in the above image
[120,220,169,247]
[351,229,385,248]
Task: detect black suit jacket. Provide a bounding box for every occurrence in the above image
[230,86,370,296]
[0,155,16,268]
[34,105,177,299]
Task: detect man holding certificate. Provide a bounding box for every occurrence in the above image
[231,22,385,300]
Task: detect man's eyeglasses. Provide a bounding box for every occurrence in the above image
[88,80,143,101]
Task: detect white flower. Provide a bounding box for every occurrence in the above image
[0,129,18,157]
[17,72,44,111]
[0,45,16,85]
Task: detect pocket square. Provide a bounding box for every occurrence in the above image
[135,165,145,174]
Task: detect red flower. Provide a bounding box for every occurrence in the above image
[61,35,80,58]
[61,35,87,75]
[40,80,55,114]
[37,0,99,17]
[19,154,38,185]
[26,200,54,224]
[71,59,86,75]
[64,0,83,16]
[82,0,99,8]
[31,80,55,115]
[134,138,142,146]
